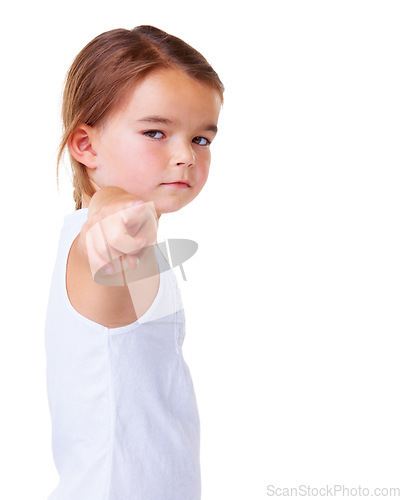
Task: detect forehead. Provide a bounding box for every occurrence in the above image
[117,68,222,124]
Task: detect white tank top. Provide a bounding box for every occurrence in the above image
[45,208,201,500]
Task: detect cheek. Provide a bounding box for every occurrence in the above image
[110,134,159,167]
[191,159,210,197]
[121,145,164,184]
[97,133,130,170]
[198,153,211,180]
[137,142,164,164]
[131,143,163,171]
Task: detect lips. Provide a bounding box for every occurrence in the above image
[162,181,191,187]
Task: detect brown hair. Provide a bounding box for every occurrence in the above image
[57,26,224,210]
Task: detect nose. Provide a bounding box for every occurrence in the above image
[171,141,196,168]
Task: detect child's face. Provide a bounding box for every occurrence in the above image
[86,68,222,215]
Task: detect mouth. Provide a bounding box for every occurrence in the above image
[162,181,191,188]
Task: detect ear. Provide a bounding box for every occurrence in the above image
[68,124,98,169]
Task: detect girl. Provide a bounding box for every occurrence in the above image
[45,26,224,500]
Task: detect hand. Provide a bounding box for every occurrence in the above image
[80,189,158,282]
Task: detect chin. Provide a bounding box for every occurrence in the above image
[156,198,191,215]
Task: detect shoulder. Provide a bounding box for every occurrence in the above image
[66,228,141,328]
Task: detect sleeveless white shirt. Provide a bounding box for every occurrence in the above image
[45,209,201,499]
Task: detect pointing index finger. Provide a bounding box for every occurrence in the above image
[121,200,157,226]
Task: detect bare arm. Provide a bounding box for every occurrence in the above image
[66,187,159,328]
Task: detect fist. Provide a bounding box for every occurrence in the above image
[84,200,158,285]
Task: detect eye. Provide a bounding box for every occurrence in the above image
[193,136,211,147]
[144,130,165,139]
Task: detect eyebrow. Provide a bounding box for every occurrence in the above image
[137,115,218,134]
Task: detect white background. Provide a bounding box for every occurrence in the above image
[1,1,400,498]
